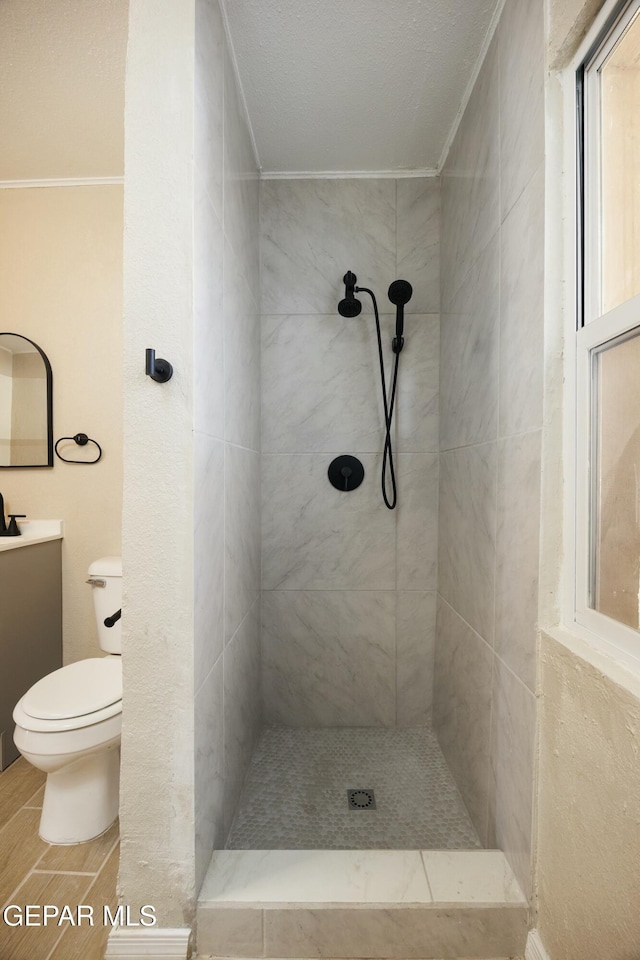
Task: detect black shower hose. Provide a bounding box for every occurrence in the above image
[357,287,401,510]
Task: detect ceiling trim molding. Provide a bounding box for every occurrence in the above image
[261,168,439,180]
[219,0,262,172]
[0,176,124,189]
[436,0,507,173]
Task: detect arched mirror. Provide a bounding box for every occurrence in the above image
[0,333,53,468]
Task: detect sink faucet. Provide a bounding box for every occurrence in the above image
[0,494,25,537]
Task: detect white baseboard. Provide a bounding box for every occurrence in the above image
[104,926,191,959]
[526,929,552,960]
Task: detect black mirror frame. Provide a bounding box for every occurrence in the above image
[0,333,53,468]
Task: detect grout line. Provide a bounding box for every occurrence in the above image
[21,780,46,807]
[438,594,494,658]
[218,0,261,171]
[261,169,439,180]
[41,868,101,960]
[419,850,435,901]
[224,439,261,455]
[437,0,507,173]
[393,175,400,731]
[2,863,41,913]
[438,426,543,457]
[485,655,497,846]
[43,923,73,960]
[0,801,43,846]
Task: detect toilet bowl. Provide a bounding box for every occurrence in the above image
[13,557,123,844]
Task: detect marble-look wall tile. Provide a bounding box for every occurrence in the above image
[440,36,500,310]
[396,592,436,727]
[434,597,493,842]
[396,178,440,314]
[499,0,545,220]
[224,240,260,450]
[195,655,224,888]
[397,454,438,590]
[195,0,224,220]
[489,661,536,900]
[262,313,438,455]
[438,443,497,644]
[262,454,395,591]
[499,164,544,438]
[195,433,225,685]
[224,602,261,834]
[261,590,396,727]
[263,904,527,959]
[435,0,544,906]
[495,431,541,692]
[261,313,386,454]
[260,178,396,315]
[439,234,499,451]
[223,49,260,308]
[397,314,439,453]
[259,176,441,730]
[225,444,260,641]
[194,0,261,857]
[194,191,224,441]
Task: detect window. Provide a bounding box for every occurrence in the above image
[576,0,640,660]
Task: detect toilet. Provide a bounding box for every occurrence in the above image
[13,557,122,844]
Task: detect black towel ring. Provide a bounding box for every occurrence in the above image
[55,433,103,464]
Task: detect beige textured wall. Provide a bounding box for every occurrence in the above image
[537,633,640,959]
[0,0,127,179]
[0,186,123,663]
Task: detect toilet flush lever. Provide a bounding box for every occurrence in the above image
[104,609,121,628]
[86,577,106,588]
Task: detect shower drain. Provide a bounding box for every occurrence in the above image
[347,789,376,810]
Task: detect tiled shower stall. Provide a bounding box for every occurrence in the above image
[190,0,543,916]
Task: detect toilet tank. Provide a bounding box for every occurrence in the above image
[88,557,122,654]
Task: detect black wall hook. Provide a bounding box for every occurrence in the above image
[145,348,173,383]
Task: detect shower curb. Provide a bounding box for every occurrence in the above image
[196,850,529,959]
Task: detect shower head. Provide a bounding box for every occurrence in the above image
[338,270,362,318]
[388,279,413,307]
[388,279,412,353]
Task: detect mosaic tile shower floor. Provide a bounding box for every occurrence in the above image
[226,727,481,850]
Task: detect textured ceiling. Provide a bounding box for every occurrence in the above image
[223,0,500,174]
[0,0,128,181]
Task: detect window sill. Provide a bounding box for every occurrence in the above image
[544,623,640,700]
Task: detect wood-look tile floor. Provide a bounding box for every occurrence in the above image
[0,758,119,960]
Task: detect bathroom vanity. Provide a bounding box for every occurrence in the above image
[0,523,63,769]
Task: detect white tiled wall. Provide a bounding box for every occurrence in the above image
[194,0,261,887]
[435,0,544,901]
[260,177,440,729]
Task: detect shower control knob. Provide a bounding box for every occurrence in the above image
[328,456,364,492]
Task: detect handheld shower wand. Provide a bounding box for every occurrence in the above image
[388,279,413,353]
[337,271,413,509]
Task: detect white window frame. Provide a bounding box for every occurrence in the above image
[566,0,640,670]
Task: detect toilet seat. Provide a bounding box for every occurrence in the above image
[14,658,122,733]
